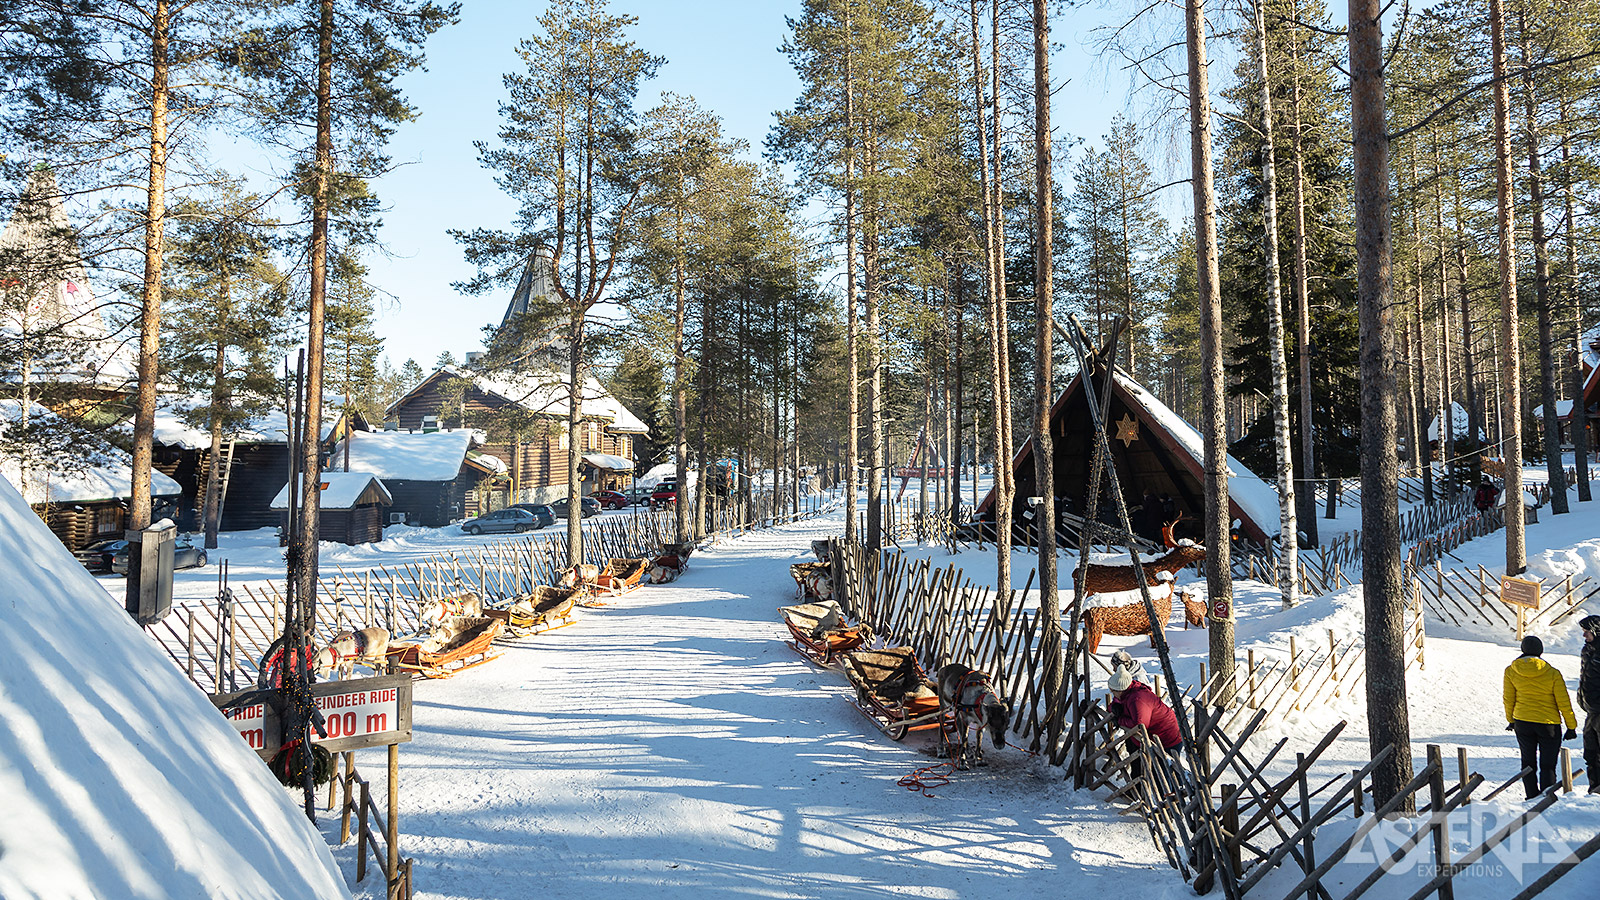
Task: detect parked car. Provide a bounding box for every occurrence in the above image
[621,485,654,506]
[650,480,678,509]
[508,503,557,529]
[594,490,628,510]
[74,539,129,574]
[107,536,209,574]
[550,496,601,519]
[460,507,543,535]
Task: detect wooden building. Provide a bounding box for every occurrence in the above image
[326,428,506,527]
[270,472,392,545]
[152,406,371,533]
[2,402,183,551]
[386,366,646,504]
[978,364,1280,547]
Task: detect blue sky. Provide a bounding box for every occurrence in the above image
[365,0,1195,368]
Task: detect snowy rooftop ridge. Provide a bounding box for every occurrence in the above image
[269,470,392,510]
[0,400,182,504]
[327,428,481,482]
[398,365,649,434]
[0,474,349,898]
[1112,372,1283,538]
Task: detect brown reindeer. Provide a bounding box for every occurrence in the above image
[1083,589,1207,654]
[1076,542,1206,597]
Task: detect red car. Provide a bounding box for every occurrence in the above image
[650,480,678,508]
[594,490,628,510]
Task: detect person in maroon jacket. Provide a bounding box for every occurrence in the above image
[1108,663,1183,779]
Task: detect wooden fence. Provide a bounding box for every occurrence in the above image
[157,493,842,693]
[830,538,1590,899]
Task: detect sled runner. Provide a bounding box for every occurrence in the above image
[778,601,871,666]
[842,646,956,742]
[387,615,503,678]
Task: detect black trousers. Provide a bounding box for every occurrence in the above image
[1584,712,1598,788]
[1513,720,1561,798]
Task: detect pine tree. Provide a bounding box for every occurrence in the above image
[324,251,386,423]
[455,0,661,564]
[162,189,290,547]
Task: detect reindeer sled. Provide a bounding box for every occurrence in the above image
[597,558,650,595]
[486,585,580,636]
[386,615,504,678]
[778,600,871,666]
[841,647,957,743]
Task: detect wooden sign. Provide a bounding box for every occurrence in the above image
[210,673,413,759]
[1500,575,1543,610]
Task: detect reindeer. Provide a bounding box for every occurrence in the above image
[936,663,1009,770]
[558,564,600,590]
[313,627,390,680]
[1082,587,1208,655]
[1076,542,1206,597]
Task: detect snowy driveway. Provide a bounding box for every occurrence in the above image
[334,516,1173,900]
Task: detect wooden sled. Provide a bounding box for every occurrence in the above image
[789,562,833,601]
[486,586,579,636]
[778,602,871,666]
[387,616,503,678]
[841,647,955,742]
[597,558,649,594]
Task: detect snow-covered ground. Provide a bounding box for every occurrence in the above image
[11,462,1600,898]
[323,514,1175,899]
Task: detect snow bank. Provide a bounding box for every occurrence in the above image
[0,476,349,899]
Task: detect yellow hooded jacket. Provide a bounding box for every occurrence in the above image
[1503,657,1578,728]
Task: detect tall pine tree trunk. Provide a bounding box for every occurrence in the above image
[202,327,227,549]
[1031,0,1061,745]
[1252,0,1298,607]
[1185,0,1234,703]
[126,0,171,613]
[1490,0,1526,573]
[972,0,1010,592]
[673,193,690,544]
[1561,97,1591,501]
[292,0,334,615]
[1351,0,1414,810]
[1288,12,1318,546]
[1433,137,1457,495]
[1520,19,1567,514]
[844,2,860,546]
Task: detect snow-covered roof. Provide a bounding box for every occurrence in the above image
[0,474,349,898]
[151,397,358,447]
[1427,402,1477,441]
[0,401,181,504]
[1112,372,1282,539]
[270,471,391,510]
[1532,400,1575,421]
[327,429,478,482]
[583,452,633,471]
[395,366,648,434]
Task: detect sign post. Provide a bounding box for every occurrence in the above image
[1500,575,1543,641]
[213,674,413,892]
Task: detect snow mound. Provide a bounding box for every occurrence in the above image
[0,476,349,899]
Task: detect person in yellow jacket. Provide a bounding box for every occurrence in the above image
[1503,635,1579,799]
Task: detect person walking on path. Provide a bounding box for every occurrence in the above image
[1578,616,1600,795]
[1503,635,1579,798]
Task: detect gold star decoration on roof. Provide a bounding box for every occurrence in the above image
[1115,414,1140,447]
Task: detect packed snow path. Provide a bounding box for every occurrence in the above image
[347,515,1170,900]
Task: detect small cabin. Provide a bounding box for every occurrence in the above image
[270,472,392,545]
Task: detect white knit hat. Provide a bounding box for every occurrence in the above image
[1108,667,1135,693]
